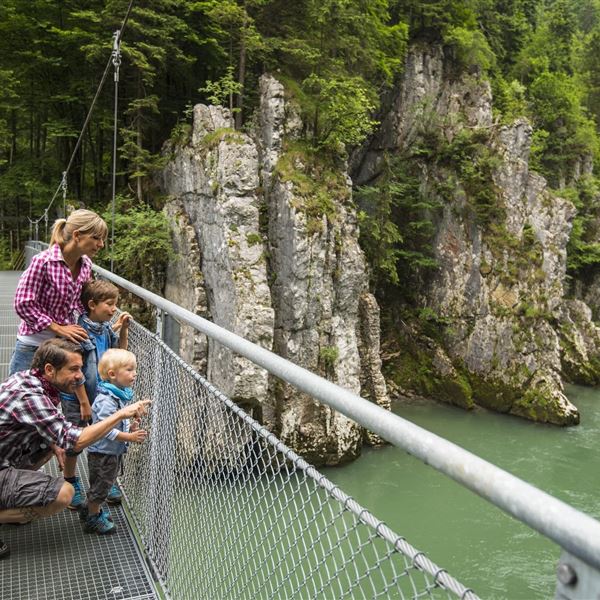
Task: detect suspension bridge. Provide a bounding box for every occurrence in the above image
[0,245,599,599]
[2,0,600,596]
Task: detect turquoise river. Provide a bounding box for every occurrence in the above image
[323,385,600,600]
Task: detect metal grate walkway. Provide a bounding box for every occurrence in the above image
[0,271,159,600]
[0,271,21,382]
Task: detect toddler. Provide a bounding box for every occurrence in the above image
[82,349,147,534]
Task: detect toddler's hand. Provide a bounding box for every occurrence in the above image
[130,429,147,444]
[130,418,141,432]
[122,398,151,420]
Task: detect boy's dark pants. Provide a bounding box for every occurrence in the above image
[60,399,87,457]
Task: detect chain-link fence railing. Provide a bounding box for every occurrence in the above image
[122,320,478,600]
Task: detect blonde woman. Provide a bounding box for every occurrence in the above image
[10,209,107,375]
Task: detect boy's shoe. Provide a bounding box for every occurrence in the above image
[83,509,116,535]
[106,483,122,505]
[67,477,84,510]
[78,504,113,523]
[0,540,8,560]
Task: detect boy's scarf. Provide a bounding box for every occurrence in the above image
[99,382,133,403]
[81,313,106,335]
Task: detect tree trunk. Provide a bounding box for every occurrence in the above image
[137,118,143,203]
[29,93,34,159]
[235,8,247,130]
[86,126,98,203]
[41,108,47,178]
[136,77,143,203]
[80,138,86,207]
[15,197,21,247]
[35,112,41,159]
[10,109,17,165]
[97,124,104,203]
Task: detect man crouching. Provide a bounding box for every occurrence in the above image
[0,338,150,558]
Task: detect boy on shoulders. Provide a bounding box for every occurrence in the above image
[60,280,130,510]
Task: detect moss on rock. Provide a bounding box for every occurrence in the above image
[467,372,520,413]
[511,385,580,425]
[383,333,473,409]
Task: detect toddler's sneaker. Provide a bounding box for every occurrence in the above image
[67,477,84,510]
[83,509,116,535]
[78,504,113,523]
[107,483,122,505]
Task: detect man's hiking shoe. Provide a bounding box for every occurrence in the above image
[106,483,122,505]
[0,540,9,560]
[83,509,116,535]
[67,477,84,510]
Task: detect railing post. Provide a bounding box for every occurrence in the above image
[555,552,600,599]
[155,308,163,340]
[162,313,180,354]
[155,308,180,353]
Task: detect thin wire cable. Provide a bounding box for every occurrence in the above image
[32,0,136,226]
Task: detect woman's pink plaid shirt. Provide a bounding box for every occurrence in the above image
[14,244,92,336]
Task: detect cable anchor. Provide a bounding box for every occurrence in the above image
[60,171,68,215]
[112,30,122,82]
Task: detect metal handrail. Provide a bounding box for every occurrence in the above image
[24,241,600,573]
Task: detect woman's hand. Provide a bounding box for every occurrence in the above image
[49,323,89,343]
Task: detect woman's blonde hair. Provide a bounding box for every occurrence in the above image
[98,348,136,381]
[49,209,108,247]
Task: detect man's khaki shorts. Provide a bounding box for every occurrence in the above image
[0,466,63,510]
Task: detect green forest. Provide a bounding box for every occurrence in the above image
[1,0,600,289]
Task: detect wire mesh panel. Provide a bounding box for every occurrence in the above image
[122,320,479,600]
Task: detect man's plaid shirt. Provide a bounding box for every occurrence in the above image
[14,243,92,336]
[0,370,82,468]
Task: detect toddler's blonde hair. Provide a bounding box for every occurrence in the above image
[98,348,136,381]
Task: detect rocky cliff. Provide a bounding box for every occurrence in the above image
[160,45,600,444]
[160,77,389,466]
[353,46,600,425]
